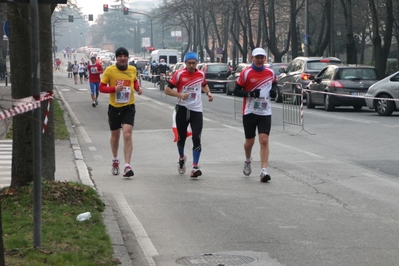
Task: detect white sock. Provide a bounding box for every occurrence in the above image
[261,168,268,174]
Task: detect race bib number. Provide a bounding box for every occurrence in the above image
[90,67,98,74]
[182,86,197,102]
[253,98,268,110]
[115,87,131,103]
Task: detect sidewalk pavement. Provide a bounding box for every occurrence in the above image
[0,82,132,265]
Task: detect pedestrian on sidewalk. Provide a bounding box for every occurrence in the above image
[233,47,277,183]
[164,51,214,178]
[72,60,79,84]
[88,56,103,107]
[100,47,142,177]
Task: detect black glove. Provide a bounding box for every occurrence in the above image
[248,89,260,98]
[270,84,277,98]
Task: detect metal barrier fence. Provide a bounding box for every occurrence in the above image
[234,96,243,120]
[282,83,313,135]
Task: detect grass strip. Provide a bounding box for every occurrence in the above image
[1,181,119,266]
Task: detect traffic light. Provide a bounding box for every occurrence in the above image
[68,15,73,22]
[103,4,108,12]
[123,7,129,15]
[88,14,93,21]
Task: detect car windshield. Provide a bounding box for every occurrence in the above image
[307,61,340,71]
[207,65,229,72]
[338,68,378,80]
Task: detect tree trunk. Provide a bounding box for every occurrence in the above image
[368,0,393,78]
[9,3,34,188]
[340,0,357,64]
[40,4,55,181]
[290,0,299,58]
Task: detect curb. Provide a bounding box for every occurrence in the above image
[55,86,132,265]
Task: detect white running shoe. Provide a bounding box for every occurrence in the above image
[178,156,187,174]
[260,172,271,183]
[123,165,134,177]
[243,158,252,176]
[112,158,120,175]
[190,166,202,178]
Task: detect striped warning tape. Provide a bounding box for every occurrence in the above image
[0,91,54,133]
[302,88,399,102]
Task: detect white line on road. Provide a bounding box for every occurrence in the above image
[56,88,92,143]
[274,142,325,159]
[114,193,158,266]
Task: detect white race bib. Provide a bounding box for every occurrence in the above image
[252,98,268,110]
[182,86,197,102]
[115,87,131,103]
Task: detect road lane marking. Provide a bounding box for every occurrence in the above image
[114,193,158,266]
[274,142,325,159]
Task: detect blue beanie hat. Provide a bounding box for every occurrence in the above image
[184,52,198,62]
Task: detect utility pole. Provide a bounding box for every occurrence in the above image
[30,0,42,248]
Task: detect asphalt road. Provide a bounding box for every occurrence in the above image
[55,60,399,266]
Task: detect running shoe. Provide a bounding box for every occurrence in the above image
[190,166,202,178]
[123,165,134,177]
[260,172,271,183]
[243,159,252,176]
[112,158,120,175]
[178,156,187,174]
[92,102,96,107]
[95,99,98,105]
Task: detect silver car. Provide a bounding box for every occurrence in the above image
[365,71,399,116]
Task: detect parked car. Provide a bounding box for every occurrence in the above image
[171,62,185,74]
[265,63,288,78]
[135,60,149,73]
[197,63,231,93]
[306,65,379,111]
[225,63,251,95]
[101,57,113,70]
[365,71,399,116]
[276,56,342,103]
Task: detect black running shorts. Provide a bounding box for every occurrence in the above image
[108,104,136,131]
[242,113,271,139]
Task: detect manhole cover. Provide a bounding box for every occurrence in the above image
[176,253,257,266]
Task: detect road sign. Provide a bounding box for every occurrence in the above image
[142,37,150,47]
[3,20,9,38]
[303,34,308,46]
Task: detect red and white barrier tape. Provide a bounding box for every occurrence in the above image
[42,98,51,133]
[302,88,399,102]
[0,91,54,133]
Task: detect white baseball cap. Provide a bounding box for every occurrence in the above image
[252,48,267,57]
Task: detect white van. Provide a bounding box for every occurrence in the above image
[149,49,180,75]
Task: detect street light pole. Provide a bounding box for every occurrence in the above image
[124,10,153,47]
